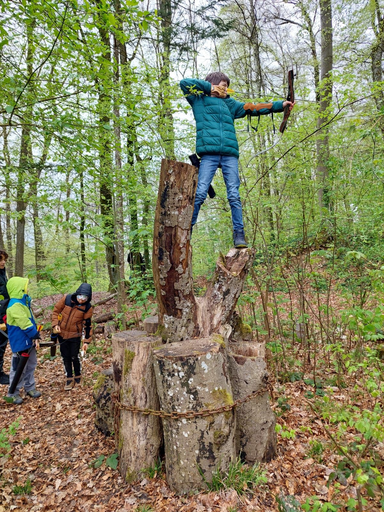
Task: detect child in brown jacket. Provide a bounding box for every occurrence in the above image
[52,283,93,390]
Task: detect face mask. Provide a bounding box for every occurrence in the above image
[77,295,88,302]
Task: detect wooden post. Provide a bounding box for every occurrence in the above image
[112,330,163,482]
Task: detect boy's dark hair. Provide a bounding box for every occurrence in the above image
[0,250,8,261]
[205,72,230,86]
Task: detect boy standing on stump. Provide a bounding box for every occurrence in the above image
[52,283,93,390]
[180,72,295,248]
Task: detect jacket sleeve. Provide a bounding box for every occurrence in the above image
[232,99,285,119]
[180,79,212,106]
[52,296,66,328]
[83,306,93,340]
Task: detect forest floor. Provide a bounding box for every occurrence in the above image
[0,293,383,512]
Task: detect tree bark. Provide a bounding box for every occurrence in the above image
[196,248,255,339]
[152,159,198,342]
[316,0,333,211]
[112,330,163,483]
[227,342,276,463]
[153,337,236,494]
[93,368,114,436]
[153,159,255,342]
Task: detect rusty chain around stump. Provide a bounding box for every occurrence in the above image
[112,384,271,420]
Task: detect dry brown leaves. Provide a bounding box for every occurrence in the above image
[0,318,381,511]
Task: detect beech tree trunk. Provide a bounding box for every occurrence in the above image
[112,330,163,482]
[153,337,236,494]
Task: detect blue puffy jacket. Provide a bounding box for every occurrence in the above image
[180,78,284,158]
[6,277,38,353]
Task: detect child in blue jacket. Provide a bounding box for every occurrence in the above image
[5,277,41,405]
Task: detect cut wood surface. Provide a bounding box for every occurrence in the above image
[153,337,236,494]
[112,330,163,483]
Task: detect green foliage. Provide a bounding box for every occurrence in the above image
[143,458,163,478]
[90,452,119,470]
[276,493,302,512]
[200,458,267,496]
[275,424,296,440]
[307,348,384,507]
[302,497,342,511]
[0,418,20,456]
[13,479,32,495]
[134,506,154,512]
[276,396,291,416]
[308,439,325,462]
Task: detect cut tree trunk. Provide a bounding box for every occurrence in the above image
[153,337,236,495]
[152,159,255,342]
[112,330,163,482]
[227,342,276,463]
[143,315,159,334]
[152,159,198,342]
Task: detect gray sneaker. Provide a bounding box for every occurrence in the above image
[26,389,41,398]
[4,394,23,405]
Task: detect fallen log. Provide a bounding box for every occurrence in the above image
[94,311,115,323]
[93,293,117,307]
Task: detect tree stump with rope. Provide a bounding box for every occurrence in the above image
[153,337,236,494]
[111,158,276,493]
[227,342,277,463]
[112,330,163,482]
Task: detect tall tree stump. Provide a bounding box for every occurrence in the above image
[227,342,277,463]
[153,337,236,494]
[152,159,198,342]
[112,330,163,482]
[152,159,255,342]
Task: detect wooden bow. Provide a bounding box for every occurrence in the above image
[279,69,295,134]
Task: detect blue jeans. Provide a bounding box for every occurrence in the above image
[191,154,244,231]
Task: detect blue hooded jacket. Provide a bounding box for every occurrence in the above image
[6,277,38,353]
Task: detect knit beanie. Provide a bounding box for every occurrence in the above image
[205,72,230,86]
